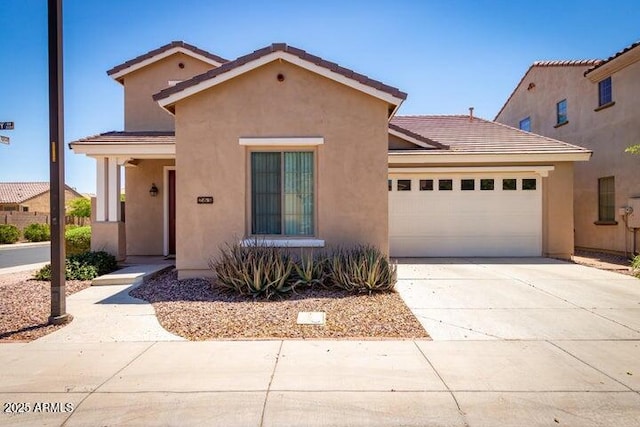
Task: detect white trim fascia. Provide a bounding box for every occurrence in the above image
[163,166,176,257]
[110,47,224,82]
[585,47,640,82]
[71,143,175,157]
[388,152,592,164]
[239,137,324,146]
[158,51,404,110]
[388,128,435,149]
[389,165,555,177]
[240,238,325,248]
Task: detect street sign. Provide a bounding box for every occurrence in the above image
[0,135,9,144]
[0,122,14,130]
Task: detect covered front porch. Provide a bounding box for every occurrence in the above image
[70,132,176,261]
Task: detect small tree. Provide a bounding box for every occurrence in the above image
[67,197,91,225]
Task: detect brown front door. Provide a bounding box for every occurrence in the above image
[169,170,176,255]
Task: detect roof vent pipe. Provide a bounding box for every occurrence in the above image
[469,107,474,122]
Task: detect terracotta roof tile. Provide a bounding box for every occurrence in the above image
[390,115,590,154]
[71,131,175,145]
[584,40,640,76]
[388,123,448,149]
[0,182,82,204]
[106,41,228,78]
[153,43,407,103]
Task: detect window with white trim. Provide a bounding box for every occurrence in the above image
[251,151,314,236]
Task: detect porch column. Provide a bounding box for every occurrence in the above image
[92,156,126,261]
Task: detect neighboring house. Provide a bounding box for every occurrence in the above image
[495,40,640,255]
[0,182,84,212]
[71,41,590,278]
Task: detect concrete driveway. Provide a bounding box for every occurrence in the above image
[395,257,640,340]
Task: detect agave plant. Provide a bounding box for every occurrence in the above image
[292,250,327,287]
[632,254,640,278]
[209,242,295,299]
[326,245,397,293]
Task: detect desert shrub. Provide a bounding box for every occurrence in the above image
[65,224,80,231]
[325,245,397,293]
[0,224,20,244]
[291,251,327,287]
[632,255,640,278]
[209,243,294,299]
[23,223,51,242]
[65,226,91,255]
[34,251,117,281]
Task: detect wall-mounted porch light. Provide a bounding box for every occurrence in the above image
[149,183,159,197]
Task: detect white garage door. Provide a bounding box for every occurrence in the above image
[389,173,542,257]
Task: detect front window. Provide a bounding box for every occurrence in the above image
[519,117,531,132]
[556,99,567,125]
[598,77,612,107]
[598,176,615,222]
[251,151,314,236]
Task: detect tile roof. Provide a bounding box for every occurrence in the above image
[71,131,176,145]
[494,59,601,120]
[153,43,407,104]
[106,41,228,78]
[0,182,83,204]
[584,40,640,76]
[390,115,591,154]
[388,122,448,149]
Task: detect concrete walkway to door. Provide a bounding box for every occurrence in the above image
[395,257,640,341]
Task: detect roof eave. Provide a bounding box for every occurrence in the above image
[388,151,592,164]
[584,44,640,81]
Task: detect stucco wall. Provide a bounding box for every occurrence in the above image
[496,62,640,254]
[125,159,175,255]
[123,52,214,132]
[21,189,83,213]
[174,60,390,277]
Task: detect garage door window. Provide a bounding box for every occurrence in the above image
[522,179,537,190]
[397,180,411,191]
[503,179,517,190]
[461,179,475,191]
[480,179,494,190]
[419,179,433,191]
[439,179,453,191]
[388,180,392,191]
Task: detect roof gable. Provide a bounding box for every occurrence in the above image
[494,60,601,120]
[107,41,228,84]
[153,43,407,116]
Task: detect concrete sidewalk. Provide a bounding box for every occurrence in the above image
[1,258,639,426]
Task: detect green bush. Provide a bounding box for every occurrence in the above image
[34,251,117,281]
[65,224,80,232]
[65,226,91,255]
[325,245,397,293]
[632,255,640,278]
[0,224,20,244]
[209,243,294,300]
[23,223,51,242]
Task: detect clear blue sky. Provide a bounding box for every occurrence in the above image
[0,0,638,193]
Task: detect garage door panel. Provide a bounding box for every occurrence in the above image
[389,174,542,257]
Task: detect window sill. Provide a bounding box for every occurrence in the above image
[554,121,569,128]
[240,238,325,248]
[593,220,618,226]
[594,101,615,112]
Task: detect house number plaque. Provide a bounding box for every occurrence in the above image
[197,196,214,204]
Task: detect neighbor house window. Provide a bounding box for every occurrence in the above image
[598,77,612,107]
[251,151,314,236]
[598,176,615,222]
[556,99,567,125]
[519,117,531,132]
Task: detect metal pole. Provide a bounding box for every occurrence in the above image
[48,0,70,325]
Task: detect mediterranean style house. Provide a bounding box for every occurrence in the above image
[495,40,640,256]
[0,182,83,212]
[71,41,590,278]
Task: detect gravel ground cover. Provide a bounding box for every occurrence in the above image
[130,270,429,340]
[573,249,636,276]
[0,271,91,342]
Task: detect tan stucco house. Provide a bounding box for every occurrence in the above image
[495,40,640,256]
[71,41,590,278]
[0,182,84,212]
